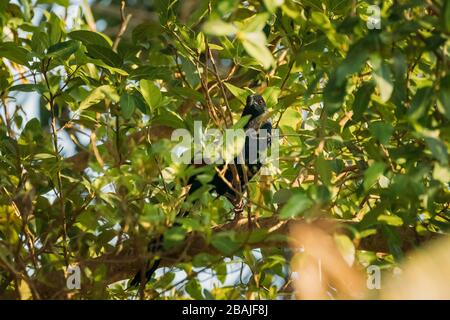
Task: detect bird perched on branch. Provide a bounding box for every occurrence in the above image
[130,94,272,287]
[187,94,272,202]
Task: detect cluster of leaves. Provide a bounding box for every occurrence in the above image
[0,0,449,299]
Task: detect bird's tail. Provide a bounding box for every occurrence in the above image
[129,178,202,287]
[129,258,161,287]
[129,234,163,287]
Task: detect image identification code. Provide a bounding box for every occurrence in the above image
[182,304,269,317]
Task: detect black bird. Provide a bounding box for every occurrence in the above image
[130,94,272,287]
[187,94,271,201]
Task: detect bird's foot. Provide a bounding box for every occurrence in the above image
[232,199,245,223]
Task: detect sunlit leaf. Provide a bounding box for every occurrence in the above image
[279,193,313,219]
[140,79,162,110]
[363,162,385,191]
[202,20,237,36]
[68,30,112,48]
[120,93,136,119]
[79,85,119,110]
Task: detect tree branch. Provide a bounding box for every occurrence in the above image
[33,216,445,298]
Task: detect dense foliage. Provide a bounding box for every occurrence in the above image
[0,0,449,299]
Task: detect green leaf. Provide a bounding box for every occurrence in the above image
[324,73,347,115]
[444,0,450,32]
[368,121,394,145]
[193,253,216,268]
[214,262,227,284]
[263,0,284,13]
[278,108,301,130]
[223,128,246,162]
[353,82,375,121]
[153,109,186,129]
[232,115,251,129]
[9,83,47,93]
[437,75,450,120]
[279,193,313,219]
[202,20,237,36]
[88,59,128,76]
[171,86,205,102]
[155,272,175,289]
[373,61,393,103]
[240,31,275,69]
[140,80,162,110]
[334,234,355,266]
[132,21,163,43]
[433,163,450,184]
[211,232,240,255]
[33,153,55,160]
[316,155,332,186]
[120,93,136,119]
[409,86,432,121]
[79,85,119,110]
[163,226,186,249]
[129,66,172,81]
[363,162,385,191]
[272,189,293,204]
[47,12,64,45]
[37,0,69,6]
[336,41,370,85]
[208,44,223,51]
[0,42,30,66]
[68,30,112,48]
[378,214,403,227]
[311,12,332,29]
[311,11,346,50]
[240,13,270,33]
[185,279,204,300]
[47,40,80,59]
[132,92,149,115]
[224,82,250,104]
[262,86,280,109]
[424,136,448,165]
[31,31,49,55]
[86,44,122,67]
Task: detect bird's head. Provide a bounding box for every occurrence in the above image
[242,94,267,119]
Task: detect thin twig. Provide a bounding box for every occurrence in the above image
[42,58,69,266]
[112,1,132,52]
